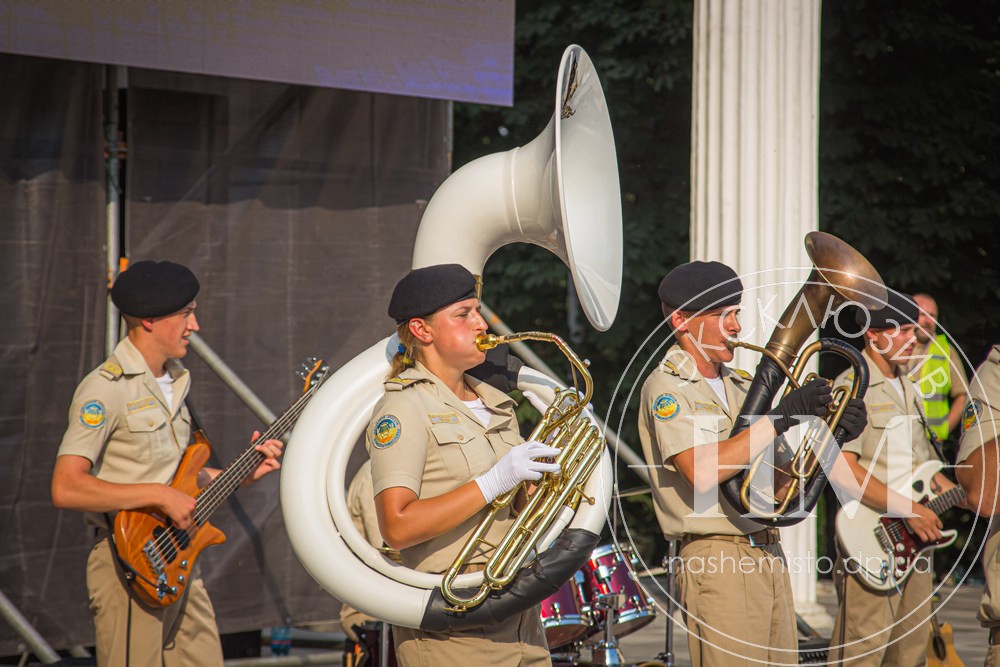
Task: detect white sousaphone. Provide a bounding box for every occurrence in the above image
[281,44,621,629]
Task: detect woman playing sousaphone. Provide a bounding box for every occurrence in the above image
[368,263,558,665]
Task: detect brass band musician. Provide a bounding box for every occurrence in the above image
[367,264,557,666]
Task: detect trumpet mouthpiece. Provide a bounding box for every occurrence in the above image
[476,333,504,351]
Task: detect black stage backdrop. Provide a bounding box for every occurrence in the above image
[0,53,450,654]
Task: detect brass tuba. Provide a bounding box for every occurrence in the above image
[441,332,605,612]
[719,231,886,526]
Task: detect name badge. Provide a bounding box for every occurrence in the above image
[428,412,460,425]
[127,397,158,413]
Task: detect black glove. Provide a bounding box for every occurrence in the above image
[767,378,833,436]
[837,397,868,443]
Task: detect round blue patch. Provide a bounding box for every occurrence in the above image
[653,393,680,421]
[373,414,402,449]
[79,400,106,429]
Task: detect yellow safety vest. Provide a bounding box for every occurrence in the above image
[911,334,952,441]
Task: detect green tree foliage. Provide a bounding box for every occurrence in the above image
[453,0,1000,559]
[453,1,694,471]
[819,0,1000,368]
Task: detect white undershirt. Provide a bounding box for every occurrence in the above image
[885,376,904,402]
[157,373,176,410]
[463,398,492,428]
[703,375,727,407]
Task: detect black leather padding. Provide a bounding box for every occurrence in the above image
[419,528,600,633]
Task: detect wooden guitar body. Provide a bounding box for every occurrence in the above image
[114,433,226,607]
[111,358,328,607]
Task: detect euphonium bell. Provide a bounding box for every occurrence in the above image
[720,231,887,526]
[439,331,606,612]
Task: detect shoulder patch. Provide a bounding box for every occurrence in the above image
[653,393,681,421]
[99,361,123,380]
[79,400,107,429]
[385,377,421,391]
[372,414,402,448]
[962,399,983,433]
[733,368,752,381]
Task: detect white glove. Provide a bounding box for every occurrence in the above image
[522,389,551,415]
[523,389,594,416]
[475,440,561,503]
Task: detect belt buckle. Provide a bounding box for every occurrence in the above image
[748,531,764,548]
[748,528,774,548]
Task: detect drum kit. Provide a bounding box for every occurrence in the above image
[540,543,658,666]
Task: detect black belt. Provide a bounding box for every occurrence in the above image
[682,528,781,548]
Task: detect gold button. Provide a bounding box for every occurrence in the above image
[147,420,154,427]
[457,434,465,441]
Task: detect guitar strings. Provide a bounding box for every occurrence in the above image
[147,374,326,559]
[883,486,966,546]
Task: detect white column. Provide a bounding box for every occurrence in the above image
[690,0,832,630]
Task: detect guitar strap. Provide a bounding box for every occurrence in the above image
[913,394,948,465]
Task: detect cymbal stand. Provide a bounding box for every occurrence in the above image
[590,591,626,666]
[655,540,678,666]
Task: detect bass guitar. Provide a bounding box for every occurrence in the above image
[113,358,329,606]
[835,459,965,591]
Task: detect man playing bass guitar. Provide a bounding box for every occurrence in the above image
[51,260,283,667]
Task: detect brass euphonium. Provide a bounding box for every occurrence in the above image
[719,231,887,526]
[440,331,606,612]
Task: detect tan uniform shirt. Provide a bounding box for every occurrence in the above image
[958,345,1000,627]
[637,345,759,538]
[836,348,935,488]
[57,337,193,528]
[367,362,522,574]
[347,460,384,550]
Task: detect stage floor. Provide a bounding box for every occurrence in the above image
[611,578,989,666]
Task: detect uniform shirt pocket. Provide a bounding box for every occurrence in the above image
[124,410,175,462]
[430,422,493,478]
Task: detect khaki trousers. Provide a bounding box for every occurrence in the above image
[393,606,550,667]
[985,643,1000,667]
[87,539,224,667]
[828,567,932,666]
[678,538,797,666]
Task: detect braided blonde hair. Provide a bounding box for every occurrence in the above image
[387,321,422,379]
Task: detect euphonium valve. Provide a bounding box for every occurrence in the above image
[439,332,606,612]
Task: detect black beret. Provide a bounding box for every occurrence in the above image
[658,261,743,312]
[856,291,920,330]
[111,260,200,318]
[388,264,478,323]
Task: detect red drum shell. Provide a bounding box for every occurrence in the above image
[539,573,593,648]
[579,543,656,639]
